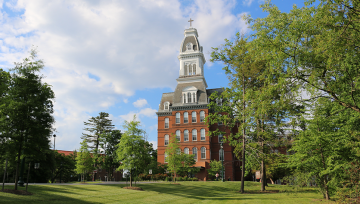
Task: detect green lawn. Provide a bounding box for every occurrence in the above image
[0,181,336,204]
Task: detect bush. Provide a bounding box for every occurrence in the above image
[178,177,183,181]
[192,178,198,181]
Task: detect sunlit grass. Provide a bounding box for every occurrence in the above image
[0,181,336,203]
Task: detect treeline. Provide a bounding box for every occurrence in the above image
[207,0,360,201]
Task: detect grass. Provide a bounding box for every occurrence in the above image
[0,181,336,204]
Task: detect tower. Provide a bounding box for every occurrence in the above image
[157,23,241,181]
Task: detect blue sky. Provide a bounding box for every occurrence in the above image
[0,0,308,151]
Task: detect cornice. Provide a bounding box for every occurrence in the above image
[156,111,172,116]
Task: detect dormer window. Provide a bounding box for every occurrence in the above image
[164,102,170,110]
[182,86,198,104]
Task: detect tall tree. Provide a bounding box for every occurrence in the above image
[116,115,150,187]
[0,50,55,190]
[82,112,114,153]
[75,139,94,183]
[101,130,122,181]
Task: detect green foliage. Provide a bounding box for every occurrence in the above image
[100,130,122,180]
[116,115,151,186]
[207,160,223,179]
[75,139,94,176]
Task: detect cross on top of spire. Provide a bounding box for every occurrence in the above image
[188,18,194,28]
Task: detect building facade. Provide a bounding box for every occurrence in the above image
[156,27,242,181]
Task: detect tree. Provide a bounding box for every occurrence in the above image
[81,112,114,154]
[76,139,94,183]
[0,50,55,190]
[101,130,122,181]
[207,160,223,180]
[165,134,196,182]
[116,115,150,187]
[51,151,77,183]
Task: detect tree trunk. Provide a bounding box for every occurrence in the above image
[240,73,246,193]
[270,178,274,184]
[261,140,266,191]
[318,126,330,200]
[2,158,8,191]
[26,162,30,192]
[130,170,132,187]
[14,141,23,190]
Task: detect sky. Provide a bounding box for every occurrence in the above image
[0,0,307,151]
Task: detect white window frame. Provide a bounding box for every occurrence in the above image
[192,129,197,141]
[192,111,197,123]
[192,147,198,161]
[165,152,168,163]
[200,129,205,141]
[193,64,196,75]
[165,118,169,129]
[184,147,189,154]
[184,112,188,123]
[176,112,180,124]
[164,102,169,110]
[186,43,192,51]
[164,134,169,146]
[218,114,223,126]
[201,147,206,159]
[219,149,224,161]
[200,111,205,122]
[176,130,181,141]
[184,130,189,141]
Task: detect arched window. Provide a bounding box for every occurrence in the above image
[188,92,192,103]
[192,111,196,122]
[164,134,169,145]
[192,129,197,141]
[219,149,224,161]
[192,93,196,103]
[200,129,205,140]
[193,64,196,75]
[201,147,206,159]
[176,130,180,141]
[184,147,189,154]
[164,118,169,129]
[187,43,192,50]
[184,130,189,141]
[189,66,192,75]
[176,148,181,155]
[192,147,198,161]
[200,111,205,122]
[184,112,188,123]
[184,64,188,75]
[176,112,180,124]
[218,134,223,143]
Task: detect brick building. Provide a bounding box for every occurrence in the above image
[156,26,242,181]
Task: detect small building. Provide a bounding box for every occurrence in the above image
[156,26,242,181]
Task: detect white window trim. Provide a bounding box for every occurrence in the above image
[164,118,169,129]
[184,147,189,154]
[192,147,198,161]
[164,101,170,110]
[200,111,205,122]
[200,129,205,141]
[184,130,189,141]
[164,134,169,146]
[176,130,181,141]
[192,129,197,141]
[201,147,206,159]
[184,112,188,123]
[192,111,197,123]
[176,112,180,124]
[218,134,223,143]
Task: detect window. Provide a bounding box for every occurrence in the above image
[200,129,205,141]
[192,147,198,161]
[176,130,180,141]
[184,65,188,75]
[192,93,196,103]
[188,92,192,103]
[274,149,279,154]
[192,129,197,141]
[187,43,192,50]
[192,111,196,122]
[189,66,192,75]
[218,134,223,143]
[184,147,189,154]
[193,64,196,75]
[176,148,181,155]
[184,112,188,123]
[164,135,169,145]
[165,118,169,129]
[201,147,206,159]
[183,93,186,103]
[216,98,222,106]
[176,112,180,124]
[200,111,205,122]
[184,130,189,141]
[164,102,169,110]
[165,152,168,163]
[218,114,223,126]
[219,149,224,161]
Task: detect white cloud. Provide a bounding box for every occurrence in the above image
[0,0,249,150]
[149,140,158,150]
[133,98,148,108]
[243,0,254,6]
